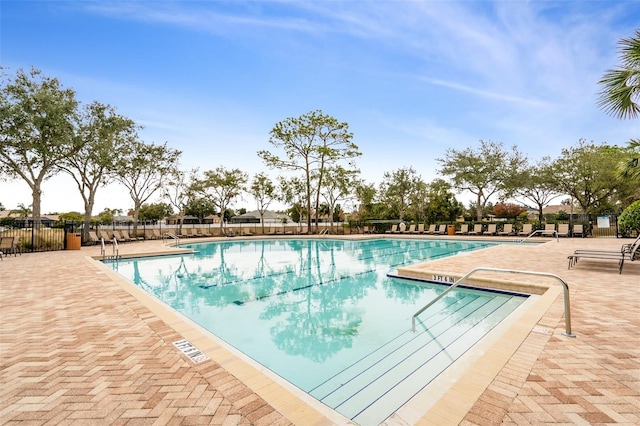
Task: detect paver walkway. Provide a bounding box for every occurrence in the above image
[1,236,638,425]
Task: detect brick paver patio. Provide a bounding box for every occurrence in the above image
[1,235,638,425]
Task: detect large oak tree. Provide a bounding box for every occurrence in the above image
[0,67,81,229]
[437,140,526,221]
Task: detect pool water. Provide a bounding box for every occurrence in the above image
[108,238,527,424]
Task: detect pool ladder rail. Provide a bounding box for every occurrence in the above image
[100,237,120,260]
[162,232,180,245]
[411,266,575,338]
[519,229,559,243]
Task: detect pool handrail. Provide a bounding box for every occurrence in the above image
[102,237,119,260]
[519,229,559,243]
[411,266,575,337]
[163,232,180,245]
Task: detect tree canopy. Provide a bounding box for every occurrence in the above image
[59,101,138,242]
[437,140,526,221]
[0,67,81,229]
[258,110,360,233]
[113,140,181,233]
[597,29,640,120]
[195,166,248,229]
[551,139,627,215]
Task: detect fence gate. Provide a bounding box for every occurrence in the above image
[591,214,619,238]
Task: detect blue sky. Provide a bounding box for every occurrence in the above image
[1,0,639,214]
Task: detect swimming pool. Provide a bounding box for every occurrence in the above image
[107,238,528,424]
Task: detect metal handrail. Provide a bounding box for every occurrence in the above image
[112,237,119,259]
[411,266,575,337]
[100,238,106,258]
[162,232,180,245]
[519,229,559,243]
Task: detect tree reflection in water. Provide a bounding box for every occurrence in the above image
[110,238,499,365]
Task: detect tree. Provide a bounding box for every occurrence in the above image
[552,139,626,215]
[278,176,306,231]
[11,203,32,219]
[195,166,247,230]
[58,211,83,222]
[378,167,421,221]
[493,202,526,219]
[138,202,173,223]
[258,110,361,233]
[113,140,181,234]
[0,67,81,230]
[58,101,138,243]
[162,168,197,233]
[423,178,463,223]
[184,197,217,223]
[353,180,377,221]
[619,140,640,182]
[597,29,640,120]
[249,173,276,234]
[437,140,526,221]
[516,157,563,222]
[597,30,640,185]
[96,207,122,225]
[321,165,358,229]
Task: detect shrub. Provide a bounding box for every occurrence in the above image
[618,200,640,236]
[493,202,526,219]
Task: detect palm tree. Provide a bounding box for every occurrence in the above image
[598,30,640,181]
[620,139,640,181]
[597,29,640,119]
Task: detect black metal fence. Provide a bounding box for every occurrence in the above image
[0,221,68,253]
[0,214,634,254]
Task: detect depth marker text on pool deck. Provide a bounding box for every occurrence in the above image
[173,339,209,364]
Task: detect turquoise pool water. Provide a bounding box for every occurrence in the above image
[107,238,527,424]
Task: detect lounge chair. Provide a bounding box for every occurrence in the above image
[412,224,425,234]
[436,224,448,235]
[242,229,254,236]
[198,228,213,237]
[541,224,556,236]
[455,224,469,235]
[423,224,437,234]
[0,236,20,257]
[403,224,416,234]
[99,229,118,243]
[557,224,570,237]
[393,223,406,234]
[87,231,101,245]
[518,223,532,237]
[572,224,584,238]
[568,235,640,274]
[122,229,143,242]
[498,223,514,236]
[483,224,497,236]
[116,229,135,242]
[468,224,483,235]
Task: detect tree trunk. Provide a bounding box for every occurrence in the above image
[476,192,483,222]
[132,201,141,235]
[31,183,43,232]
[83,194,95,244]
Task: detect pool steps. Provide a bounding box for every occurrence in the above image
[309,294,523,424]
